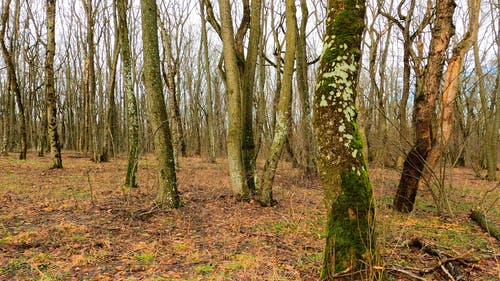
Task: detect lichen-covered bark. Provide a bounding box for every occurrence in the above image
[394,0,456,213]
[312,0,375,279]
[259,0,296,206]
[140,0,180,208]
[117,0,139,188]
[45,0,63,169]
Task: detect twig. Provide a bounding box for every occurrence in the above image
[386,265,428,281]
[87,170,96,206]
[440,264,456,281]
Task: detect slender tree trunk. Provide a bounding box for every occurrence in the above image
[259,0,296,207]
[0,0,27,160]
[117,0,140,188]
[313,0,376,278]
[140,0,180,208]
[45,0,63,169]
[394,0,456,213]
[1,80,9,155]
[296,0,315,175]
[158,22,186,160]
[200,0,216,162]
[241,0,262,192]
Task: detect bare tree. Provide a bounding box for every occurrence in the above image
[45,0,63,168]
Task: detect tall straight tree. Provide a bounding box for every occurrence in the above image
[140,0,180,208]
[394,0,456,213]
[259,0,296,206]
[0,0,27,160]
[199,0,216,163]
[45,0,63,168]
[116,0,139,188]
[312,0,376,278]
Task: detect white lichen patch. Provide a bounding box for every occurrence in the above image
[320,95,328,107]
[339,123,346,132]
[352,149,358,158]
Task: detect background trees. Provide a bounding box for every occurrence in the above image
[0,0,497,238]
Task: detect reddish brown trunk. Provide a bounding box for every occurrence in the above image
[394,0,456,213]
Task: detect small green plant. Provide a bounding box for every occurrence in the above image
[133,252,155,265]
[194,262,216,275]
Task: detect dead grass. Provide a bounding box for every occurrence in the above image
[0,152,498,280]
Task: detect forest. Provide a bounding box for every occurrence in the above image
[0,0,498,280]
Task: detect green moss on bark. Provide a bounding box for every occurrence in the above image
[313,0,376,279]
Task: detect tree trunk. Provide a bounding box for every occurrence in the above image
[158,22,186,161]
[45,0,63,169]
[218,0,251,200]
[200,0,216,162]
[140,0,180,208]
[394,0,456,213]
[296,0,315,175]
[0,0,27,160]
[422,0,480,216]
[313,0,376,278]
[259,0,296,207]
[117,0,140,188]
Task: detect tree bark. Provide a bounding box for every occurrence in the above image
[259,0,296,207]
[140,0,180,208]
[200,0,216,162]
[313,0,376,278]
[0,0,27,160]
[394,0,456,213]
[117,0,140,188]
[296,0,315,175]
[218,0,250,200]
[422,0,480,216]
[45,0,63,169]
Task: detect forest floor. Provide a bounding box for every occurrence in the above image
[0,151,498,281]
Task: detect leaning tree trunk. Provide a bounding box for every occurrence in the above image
[45,0,63,169]
[421,0,480,216]
[259,0,296,207]
[394,0,456,213]
[0,0,27,160]
[140,0,180,208]
[313,0,376,279]
[117,0,140,188]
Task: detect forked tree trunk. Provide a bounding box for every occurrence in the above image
[140,0,180,208]
[394,0,456,213]
[218,0,250,200]
[259,0,296,207]
[313,0,376,278]
[45,0,63,169]
[421,0,480,216]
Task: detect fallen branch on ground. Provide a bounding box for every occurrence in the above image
[469,208,500,240]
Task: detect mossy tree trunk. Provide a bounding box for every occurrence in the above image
[312,0,376,279]
[393,0,456,213]
[117,0,139,188]
[140,0,180,208]
[259,0,296,207]
[45,0,63,169]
